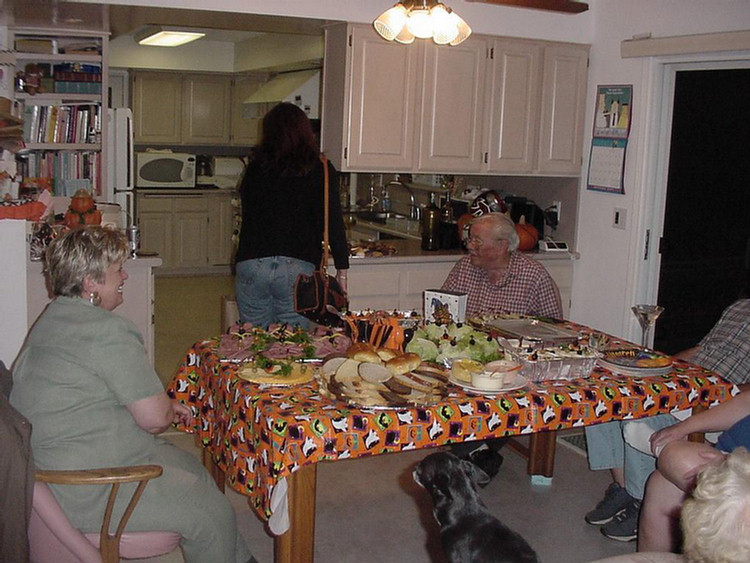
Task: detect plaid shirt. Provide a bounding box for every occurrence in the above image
[694,299,750,384]
[442,252,562,318]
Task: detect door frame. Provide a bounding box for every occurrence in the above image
[626,51,750,343]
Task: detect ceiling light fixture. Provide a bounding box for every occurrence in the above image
[373,1,472,46]
[134,26,206,47]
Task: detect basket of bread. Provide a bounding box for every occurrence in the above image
[318,342,448,408]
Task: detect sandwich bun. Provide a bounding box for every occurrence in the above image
[385,352,422,375]
[346,342,381,364]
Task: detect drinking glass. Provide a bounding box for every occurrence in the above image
[631,304,664,348]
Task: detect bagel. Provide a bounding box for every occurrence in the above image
[376,348,399,362]
[346,342,382,364]
[385,352,422,375]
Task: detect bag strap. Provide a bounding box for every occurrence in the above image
[320,155,330,274]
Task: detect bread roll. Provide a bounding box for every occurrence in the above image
[346,342,381,364]
[385,352,422,375]
[376,348,398,362]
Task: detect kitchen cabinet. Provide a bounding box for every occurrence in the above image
[230,74,266,146]
[137,190,233,271]
[536,44,589,175]
[322,24,588,177]
[182,74,231,145]
[132,71,183,144]
[207,191,235,266]
[324,24,419,172]
[484,39,542,174]
[417,37,487,173]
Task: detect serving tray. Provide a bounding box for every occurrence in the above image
[479,318,580,347]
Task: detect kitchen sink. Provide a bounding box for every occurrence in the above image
[352,211,409,224]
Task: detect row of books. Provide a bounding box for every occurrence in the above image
[23,104,101,145]
[16,151,101,197]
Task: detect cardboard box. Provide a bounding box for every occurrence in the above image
[423,290,467,324]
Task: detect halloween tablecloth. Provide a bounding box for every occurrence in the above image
[166,325,735,526]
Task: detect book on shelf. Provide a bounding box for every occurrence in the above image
[15,38,56,54]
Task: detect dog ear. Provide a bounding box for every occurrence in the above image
[459,458,491,487]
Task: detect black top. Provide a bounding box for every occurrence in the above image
[235,158,350,270]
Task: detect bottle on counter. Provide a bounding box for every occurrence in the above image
[421,192,441,251]
[439,190,460,249]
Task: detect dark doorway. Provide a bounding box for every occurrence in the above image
[654,68,750,354]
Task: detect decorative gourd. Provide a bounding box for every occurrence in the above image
[515,216,539,251]
[64,189,101,228]
[70,189,96,213]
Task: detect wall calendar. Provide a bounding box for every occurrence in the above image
[587,85,633,194]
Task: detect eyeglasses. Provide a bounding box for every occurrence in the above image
[466,235,503,248]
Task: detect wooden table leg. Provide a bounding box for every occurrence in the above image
[688,404,707,443]
[528,430,557,478]
[274,464,318,563]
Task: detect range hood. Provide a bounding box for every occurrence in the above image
[244,69,319,105]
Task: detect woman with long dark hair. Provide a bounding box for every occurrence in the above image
[235,103,349,328]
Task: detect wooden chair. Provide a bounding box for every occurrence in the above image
[30,464,181,563]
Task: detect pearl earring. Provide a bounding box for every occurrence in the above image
[89,291,101,306]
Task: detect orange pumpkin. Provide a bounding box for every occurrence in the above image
[70,188,95,213]
[63,210,83,228]
[515,217,539,251]
[83,209,102,225]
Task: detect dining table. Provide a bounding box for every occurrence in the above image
[166,320,736,563]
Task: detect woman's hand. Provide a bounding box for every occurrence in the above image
[650,423,689,456]
[172,401,193,426]
[336,269,348,293]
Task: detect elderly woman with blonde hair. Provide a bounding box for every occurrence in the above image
[10,226,255,563]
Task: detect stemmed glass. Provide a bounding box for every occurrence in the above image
[631,304,664,349]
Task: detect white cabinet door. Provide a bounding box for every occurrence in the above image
[207,193,234,266]
[345,25,419,171]
[173,196,208,268]
[132,72,182,144]
[183,74,232,145]
[139,211,173,267]
[418,37,487,173]
[485,39,542,173]
[537,44,589,175]
[231,75,266,146]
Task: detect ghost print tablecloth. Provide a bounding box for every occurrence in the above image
[166,334,735,530]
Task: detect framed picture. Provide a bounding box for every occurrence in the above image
[592,85,633,139]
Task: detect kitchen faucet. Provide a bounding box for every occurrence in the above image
[385,180,420,221]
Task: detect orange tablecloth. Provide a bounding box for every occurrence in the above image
[167,326,734,523]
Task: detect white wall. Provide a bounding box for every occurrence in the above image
[573,0,750,340]
[0,221,29,368]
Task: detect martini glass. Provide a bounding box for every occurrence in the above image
[631,304,664,348]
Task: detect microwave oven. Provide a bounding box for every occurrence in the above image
[135,152,196,188]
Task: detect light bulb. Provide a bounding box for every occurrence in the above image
[394,26,416,44]
[430,3,459,45]
[406,6,433,39]
[448,11,472,46]
[373,3,408,41]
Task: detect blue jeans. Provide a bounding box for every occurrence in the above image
[235,256,315,330]
[584,414,677,500]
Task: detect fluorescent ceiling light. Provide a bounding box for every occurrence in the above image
[135,26,205,47]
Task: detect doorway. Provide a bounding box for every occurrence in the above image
[653,68,750,354]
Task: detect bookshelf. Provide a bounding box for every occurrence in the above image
[10,27,108,198]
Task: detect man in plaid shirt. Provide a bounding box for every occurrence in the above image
[441,212,562,477]
[441,212,562,318]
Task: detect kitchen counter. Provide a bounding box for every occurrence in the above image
[343,238,578,264]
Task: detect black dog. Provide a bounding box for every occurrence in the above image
[413,451,539,563]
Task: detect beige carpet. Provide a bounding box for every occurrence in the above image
[154,274,235,387]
